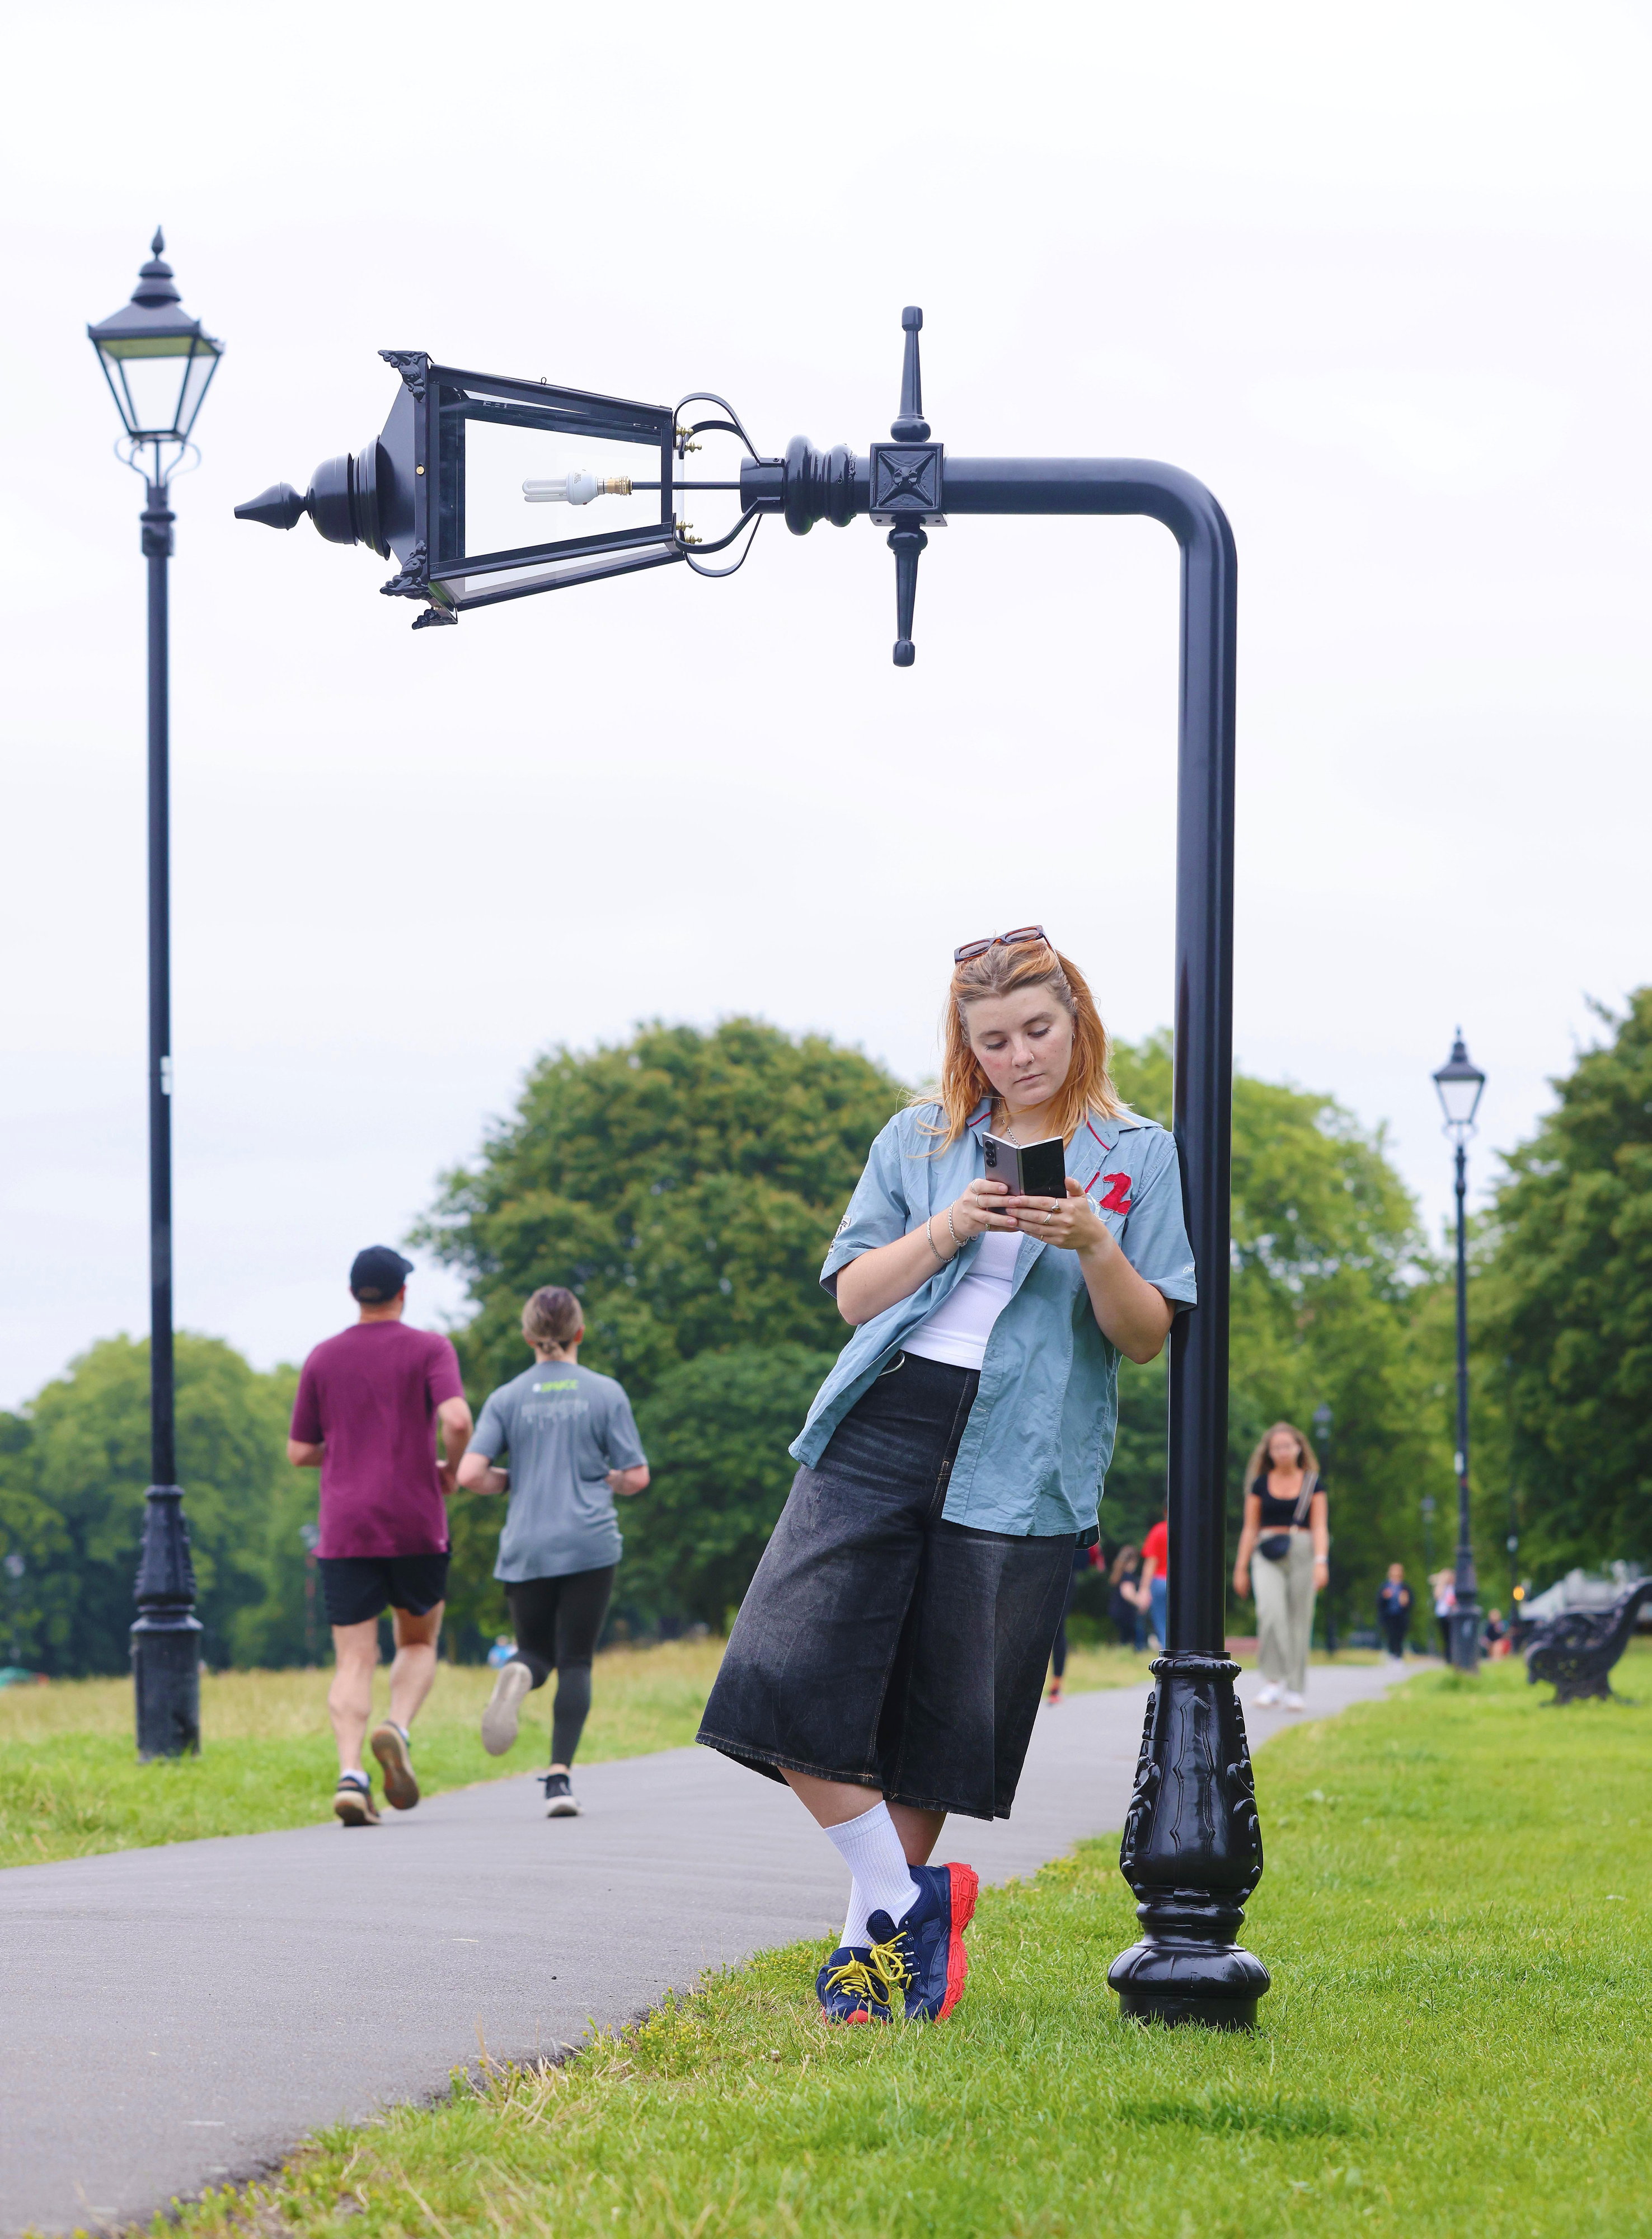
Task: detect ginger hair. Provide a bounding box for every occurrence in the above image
[919,938,1122,1148]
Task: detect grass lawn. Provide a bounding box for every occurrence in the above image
[146,1648,1651,2239]
[0,1640,1163,1870]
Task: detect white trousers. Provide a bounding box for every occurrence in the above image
[1251,1531,1317,1694]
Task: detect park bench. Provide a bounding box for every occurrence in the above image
[1523,1579,1652,1704]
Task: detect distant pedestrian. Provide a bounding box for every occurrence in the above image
[1046,1544,1099,1702]
[1139,1514,1169,1649]
[288,1247,473,1827]
[458,1287,649,1819]
[1432,1570,1457,1658]
[1377,1563,1412,1661]
[1108,1543,1146,1649]
[1483,1606,1510,1659]
[1233,1421,1329,1710]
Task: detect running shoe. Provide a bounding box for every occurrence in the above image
[481,1659,534,1755]
[815,1946,894,2024]
[370,1721,420,1810]
[1255,1682,1283,1707]
[333,1773,379,1828]
[541,1770,581,1818]
[1283,1689,1306,1711]
[864,1860,979,2023]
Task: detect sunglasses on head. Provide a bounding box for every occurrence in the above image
[953,925,1051,964]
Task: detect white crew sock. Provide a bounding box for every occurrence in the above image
[823,1802,920,1948]
[341,1767,367,1784]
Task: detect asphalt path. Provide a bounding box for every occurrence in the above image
[1,1660,1412,2236]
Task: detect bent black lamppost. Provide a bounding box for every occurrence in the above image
[238,309,1262,2027]
[1433,1031,1487,1674]
[88,231,222,1760]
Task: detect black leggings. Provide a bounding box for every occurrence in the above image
[504,1566,616,1767]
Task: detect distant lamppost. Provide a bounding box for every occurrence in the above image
[1312,1401,1335,1652]
[1432,1031,1487,1673]
[88,230,223,1759]
[3,1551,24,1667]
[238,311,1265,2028]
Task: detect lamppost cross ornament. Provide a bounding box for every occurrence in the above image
[88,231,220,1759]
[1432,1030,1487,1675]
[238,305,1259,2027]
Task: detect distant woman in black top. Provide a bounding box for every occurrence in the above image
[1232,1421,1329,1710]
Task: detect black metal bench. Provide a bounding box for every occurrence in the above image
[1524,1580,1652,1704]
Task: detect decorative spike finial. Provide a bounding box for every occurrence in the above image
[152,226,165,258]
[890,305,930,442]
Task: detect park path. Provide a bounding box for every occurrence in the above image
[1,1662,1410,2237]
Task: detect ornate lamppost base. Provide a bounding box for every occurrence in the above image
[1108,1652,1271,2031]
[1108,1934,1270,2031]
[132,1483,201,1761]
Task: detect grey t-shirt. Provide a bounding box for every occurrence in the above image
[468,1360,647,1584]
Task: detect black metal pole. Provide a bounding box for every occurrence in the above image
[1448,1137,1480,1672]
[130,477,201,1759]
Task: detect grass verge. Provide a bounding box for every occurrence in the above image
[142,1649,1652,2239]
[0,1641,1158,1868]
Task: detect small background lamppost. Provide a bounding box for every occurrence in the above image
[3,1551,25,1669]
[1311,1400,1335,1652]
[1432,1030,1487,1673]
[88,231,223,1759]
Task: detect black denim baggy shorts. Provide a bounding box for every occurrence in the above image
[697,1350,1077,1821]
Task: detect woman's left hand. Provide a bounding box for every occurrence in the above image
[1313,1558,1330,1587]
[1006,1175,1110,1254]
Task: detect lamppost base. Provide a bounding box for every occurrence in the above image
[132,1614,203,1759]
[1108,1653,1270,2032]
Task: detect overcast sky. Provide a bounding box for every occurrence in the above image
[3,1,1650,1407]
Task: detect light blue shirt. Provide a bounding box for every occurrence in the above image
[790,1100,1197,1538]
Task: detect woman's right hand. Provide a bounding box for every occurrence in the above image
[1232,1561,1249,1596]
[948,1179,1016,1240]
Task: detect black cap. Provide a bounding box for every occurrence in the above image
[350,1245,414,1302]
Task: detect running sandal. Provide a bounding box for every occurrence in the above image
[370,1721,420,1810]
[865,1861,979,2023]
[540,1770,581,1818]
[333,1773,379,1828]
[481,1659,534,1755]
[815,1946,894,2025]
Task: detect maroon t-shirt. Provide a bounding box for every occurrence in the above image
[290,1322,465,1558]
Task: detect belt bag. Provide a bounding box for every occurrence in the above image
[1257,1471,1317,1563]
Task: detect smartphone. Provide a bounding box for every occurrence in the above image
[981,1132,1068,1199]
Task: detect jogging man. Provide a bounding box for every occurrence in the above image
[288,1245,473,1826]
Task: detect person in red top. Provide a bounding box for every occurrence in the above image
[288,1246,473,1826]
[1139,1514,1169,1650]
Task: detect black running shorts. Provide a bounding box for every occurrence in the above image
[318,1552,450,1629]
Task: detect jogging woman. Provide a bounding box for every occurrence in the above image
[458,1287,650,1816]
[698,929,1195,2024]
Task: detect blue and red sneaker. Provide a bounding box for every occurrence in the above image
[865,1861,979,2022]
[815,1946,894,2024]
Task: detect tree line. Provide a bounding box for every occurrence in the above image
[3,996,1647,1675]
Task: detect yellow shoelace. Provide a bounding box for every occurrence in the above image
[822,1955,887,2009]
[865,1932,915,2006]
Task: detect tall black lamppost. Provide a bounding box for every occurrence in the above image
[238,310,1264,2027]
[1432,1032,1486,1674]
[88,231,223,1759]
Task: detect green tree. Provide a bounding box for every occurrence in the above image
[1109,1032,1445,1638]
[626,1346,839,1632]
[417,1019,906,1643]
[0,1337,300,1676]
[1480,990,1652,1577]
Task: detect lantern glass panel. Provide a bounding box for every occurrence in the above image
[96,331,220,442]
[428,376,673,572]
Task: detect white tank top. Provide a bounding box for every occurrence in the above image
[904,1228,1022,1372]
